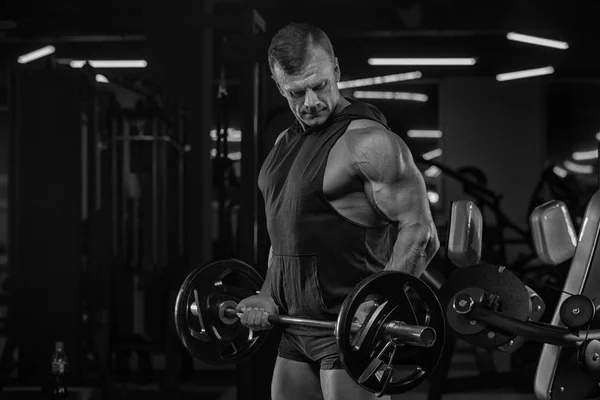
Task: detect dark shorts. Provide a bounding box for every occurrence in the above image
[277,330,344,370]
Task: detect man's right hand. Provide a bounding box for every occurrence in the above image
[236,294,279,331]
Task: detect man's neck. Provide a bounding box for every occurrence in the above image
[334,96,351,114]
[298,97,351,132]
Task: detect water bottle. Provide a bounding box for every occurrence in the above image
[51,341,68,399]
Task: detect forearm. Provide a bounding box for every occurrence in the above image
[384,223,439,276]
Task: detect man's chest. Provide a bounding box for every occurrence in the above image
[263,130,359,196]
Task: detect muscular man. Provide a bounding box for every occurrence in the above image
[236,22,439,400]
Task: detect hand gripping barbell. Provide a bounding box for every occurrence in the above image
[174,259,445,396]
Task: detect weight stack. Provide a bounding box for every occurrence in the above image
[9,68,88,387]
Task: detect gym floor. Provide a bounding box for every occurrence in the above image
[0,339,540,400]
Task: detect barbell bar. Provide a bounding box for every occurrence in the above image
[190,299,437,348]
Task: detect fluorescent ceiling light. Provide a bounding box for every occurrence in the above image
[408,130,442,138]
[424,166,442,178]
[572,149,598,161]
[506,32,569,50]
[564,160,593,174]
[368,58,476,66]
[496,66,554,82]
[95,74,109,83]
[427,191,440,204]
[209,128,242,142]
[552,166,568,178]
[18,45,56,64]
[90,60,147,68]
[69,60,147,68]
[338,71,422,89]
[422,149,443,160]
[353,91,428,102]
[69,60,87,68]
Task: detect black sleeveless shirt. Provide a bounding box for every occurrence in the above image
[258,100,398,336]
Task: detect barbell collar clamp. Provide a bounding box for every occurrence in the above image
[384,321,437,348]
[218,300,238,325]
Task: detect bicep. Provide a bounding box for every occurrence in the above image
[355,131,431,228]
[365,165,430,228]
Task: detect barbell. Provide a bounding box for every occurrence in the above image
[174,259,445,396]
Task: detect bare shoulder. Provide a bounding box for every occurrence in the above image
[344,119,412,161]
[347,118,387,132]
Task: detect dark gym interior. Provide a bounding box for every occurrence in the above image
[1,0,600,399]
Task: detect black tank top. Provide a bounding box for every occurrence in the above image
[258,100,398,336]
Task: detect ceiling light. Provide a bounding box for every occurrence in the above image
[408,130,442,138]
[552,166,568,178]
[69,60,147,68]
[427,191,440,204]
[368,58,476,66]
[496,66,554,82]
[424,166,442,178]
[353,91,428,102]
[572,149,598,161]
[563,160,593,174]
[95,74,109,83]
[338,71,421,89]
[18,45,56,64]
[69,60,87,68]
[422,149,443,160]
[506,32,569,50]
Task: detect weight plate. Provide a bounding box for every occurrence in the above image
[438,263,530,349]
[174,259,268,365]
[336,271,445,395]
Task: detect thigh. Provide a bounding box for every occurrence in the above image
[320,369,391,400]
[272,356,324,400]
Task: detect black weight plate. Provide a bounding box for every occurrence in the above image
[174,259,268,365]
[336,271,445,395]
[438,263,530,349]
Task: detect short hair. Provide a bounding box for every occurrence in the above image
[268,22,335,76]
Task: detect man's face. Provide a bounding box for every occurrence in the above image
[272,46,341,129]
